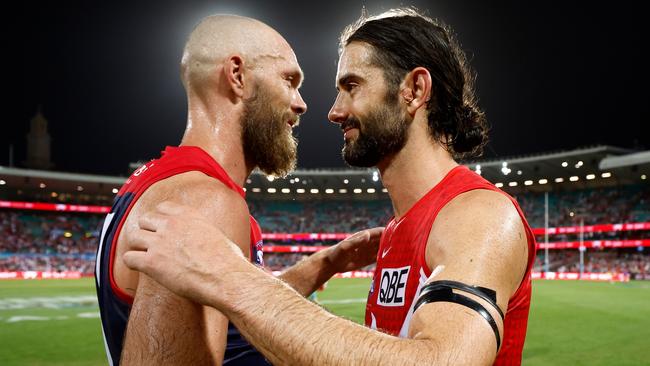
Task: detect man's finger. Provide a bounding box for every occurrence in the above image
[123,251,149,273]
[138,212,171,232]
[156,200,186,215]
[128,229,157,251]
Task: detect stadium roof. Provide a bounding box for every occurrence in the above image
[0,145,647,202]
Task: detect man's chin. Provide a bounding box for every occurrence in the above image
[342,151,377,168]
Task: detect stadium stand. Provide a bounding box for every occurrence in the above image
[1,146,648,279]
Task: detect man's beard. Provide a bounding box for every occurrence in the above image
[341,95,409,167]
[242,85,298,178]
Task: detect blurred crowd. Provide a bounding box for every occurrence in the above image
[1,183,649,275]
[534,249,650,280]
[516,185,650,228]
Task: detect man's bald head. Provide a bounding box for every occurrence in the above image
[181,15,294,91]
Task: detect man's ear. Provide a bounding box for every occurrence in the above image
[223,54,246,98]
[400,67,432,115]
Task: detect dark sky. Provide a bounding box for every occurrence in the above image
[10,0,647,176]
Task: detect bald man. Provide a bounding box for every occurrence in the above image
[95,15,381,365]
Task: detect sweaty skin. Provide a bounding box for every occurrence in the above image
[117,15,316,365]
[122,16,530,366]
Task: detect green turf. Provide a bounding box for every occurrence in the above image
[1,278,649,365]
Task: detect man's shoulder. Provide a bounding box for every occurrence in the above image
[125,171,249,231]
[151,171,246,211]
[440,188,517,224]
[428,188,526,258]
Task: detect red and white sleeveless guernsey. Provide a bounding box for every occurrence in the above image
[95,146,269,366]
[365,165,536,366]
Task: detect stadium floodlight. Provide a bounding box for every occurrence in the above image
[538,179,548,185]
[569,176,579,182]
[343,179,349,184]
[0,179,6,185]
[310,189,319,194]
[39,183,46,188]
[252,188,261,193]
[382,188,388,193]
[561,161,568,167]
[372,175,379,182]
[353,188,362,194]
[51,192,58,198]
[367,188,376,193]
[243,188,247,192]
[339,188,348,193]
[509,182,518,187]
[246,179,252,184]
[495,182,504,188]
[575,161,584,168]
[501,162,511,175]
[586,174,596,180]
[569,212,575,217]
[294,177,300,182]
[296,188,305,193]
[601,172,612,178]
[475,164,481,175]
[325,189,334,194]
[266,175,275,182]
[524,180,533,186]
[77,185,84,192]
[642,174,647,180]
[267,188,277,193]
[281,188,290,193]
[112,188,118,193]
[555,177,564,183]
[517,170,522,175]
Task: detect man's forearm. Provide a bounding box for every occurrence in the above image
[277,248,335,297]
[218,262,442,366]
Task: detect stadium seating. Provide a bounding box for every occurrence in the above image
[1,184,649,276]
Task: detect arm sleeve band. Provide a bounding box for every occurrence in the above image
[413,280,504,352]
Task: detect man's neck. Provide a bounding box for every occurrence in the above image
[378,121,458,220]
[179,101,252,187]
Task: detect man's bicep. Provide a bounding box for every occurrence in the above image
[425,189,528,310]
[408,190,529,363]
[121,274,227,365]
[407,297,500,365]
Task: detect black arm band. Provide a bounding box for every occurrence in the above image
[414,281,503,352]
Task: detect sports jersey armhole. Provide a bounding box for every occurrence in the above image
[418,185,530,286]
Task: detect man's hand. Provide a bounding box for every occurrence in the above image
[122,201,248,308]
[324,227,383,273]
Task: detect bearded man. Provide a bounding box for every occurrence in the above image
[120,8,536,366]
[95,15,381,366]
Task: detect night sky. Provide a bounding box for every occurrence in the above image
[10,0,647,176]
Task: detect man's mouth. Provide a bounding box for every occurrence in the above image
[343,126,359,140]
[341,121,359,139]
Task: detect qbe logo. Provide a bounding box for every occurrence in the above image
[378,266,410,307]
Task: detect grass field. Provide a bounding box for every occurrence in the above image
[1,278,649,365]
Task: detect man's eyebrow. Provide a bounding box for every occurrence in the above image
[336,73,364,88]
[285,69,304,88]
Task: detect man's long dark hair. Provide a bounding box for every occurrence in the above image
[340,8,489,159]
